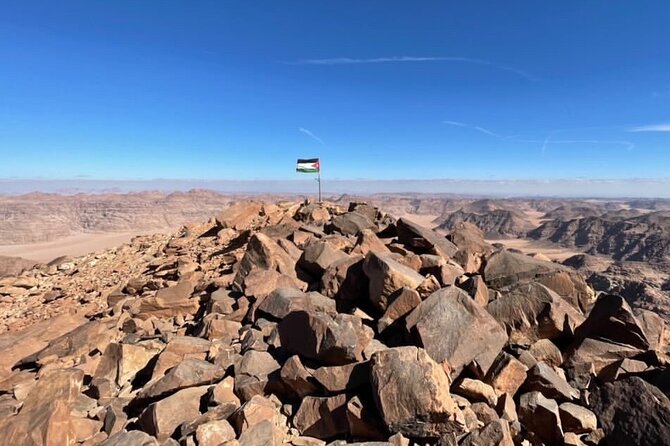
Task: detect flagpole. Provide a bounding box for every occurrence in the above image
[317,169,321,203]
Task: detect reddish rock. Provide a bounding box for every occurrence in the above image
[363,251,425,312]
[293,394,349,439]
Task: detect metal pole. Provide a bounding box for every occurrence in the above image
[317,170,322,202]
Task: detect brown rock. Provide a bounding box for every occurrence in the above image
[280,355,318,398]
[370,346,465,438]
[238,420,284,446]
[353,229,391,256]
[93,341,163,395]
[453,378,498,406]
[100,430,160,446]
[528,339,563,367]
[210,376,240,407]
[234,233,297,289]
[522,362,579,402]
[196,420,236,446]
[313,361,369,393]
[346,395,386,439]
[278,311,370,366]
[138,385,209,442]
[396,218,458,259]
[299,241,350,277]
[486,282,584,342]
[484,353,528,397]
[363,251,425,311]
[257,288,336,321]
[458,275,489,306]
[589,377,670,446]
[231,395,281,434]
[459,419,514,446]
[329,212,376,236]
[132,279,200,319]
[406,286,508,377]
[293,394,349,439]
[137,358,224,401]
[234,350,281,402]
[573,294,651,350]
[377,287,421,333]
[216,201,265,230]
[559,403,597,434]
[518,391,563,444]
[320,254,366,306]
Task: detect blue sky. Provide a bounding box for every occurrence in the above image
[1,1,669,182]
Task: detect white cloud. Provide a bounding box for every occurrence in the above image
[292,56,537,81]
[299,127,325,145]
[628,123,670,132]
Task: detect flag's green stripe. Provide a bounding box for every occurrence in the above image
[296,167,319,173]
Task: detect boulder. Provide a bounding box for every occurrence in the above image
[137,358,224,401]
[558,403,597,434]
[138,385,209,442]
[353,229,391,256]
[196,420,236,446]
[483,250,593,311]
[313,361,369,393]
[369,346,465,438]
[234,350,281,402]
[518,391,563,444]
[100,430,160,446]
[363,252,425,312]
[299,241,350,277]
[522,362,579,402]
[572,294,651,350]
[486,282,584,342]
[459,419,514,446]
[329,212,376,236]
[279,311,370,366]
[377,287,422,333]
[280,355,318,398]
[293,394,349,439]
[453,378,498,406]
[528,339,563,367]
[234,233,297,288]
[238,420,285,446]
[406,286,508,377]
[396,218,458,259]
[256,288,336,321]
[589,377,670,446]
[320,254,367,306]
[484,353,528,397]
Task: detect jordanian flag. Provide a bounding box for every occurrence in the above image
[296,158,320,173]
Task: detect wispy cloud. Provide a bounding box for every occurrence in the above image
[628,123,670,132]
[291,56,537,81]
[443,121,635,152]
[299,127,325,145]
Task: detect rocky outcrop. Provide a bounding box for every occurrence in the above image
[0,199,666,445]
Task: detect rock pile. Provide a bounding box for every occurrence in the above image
[0,200,668,446]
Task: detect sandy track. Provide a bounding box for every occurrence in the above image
[0,231,168,263]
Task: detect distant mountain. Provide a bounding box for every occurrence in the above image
[437,208,534,238]
[530,211,670,263]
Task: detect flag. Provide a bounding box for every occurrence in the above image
[296,158,320,173]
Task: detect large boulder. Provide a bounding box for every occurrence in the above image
[484,250,594,311]
[329,212,376,236]
[256,288,336,321]
[589,377,670,446]
[299,241,350,277]
[293,394,349,439]
[233,233,297,289]
[518,391,563,444]
[396,218,458,259]
[487,282,584,342]
[406,286,508,377]
[370,346,465,438]
[363,252,425,312]
[279,311,371,365]
[572,294,651,350]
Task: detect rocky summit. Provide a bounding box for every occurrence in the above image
[0,200,669,446]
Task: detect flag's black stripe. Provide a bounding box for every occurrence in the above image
[297,158,319,163]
